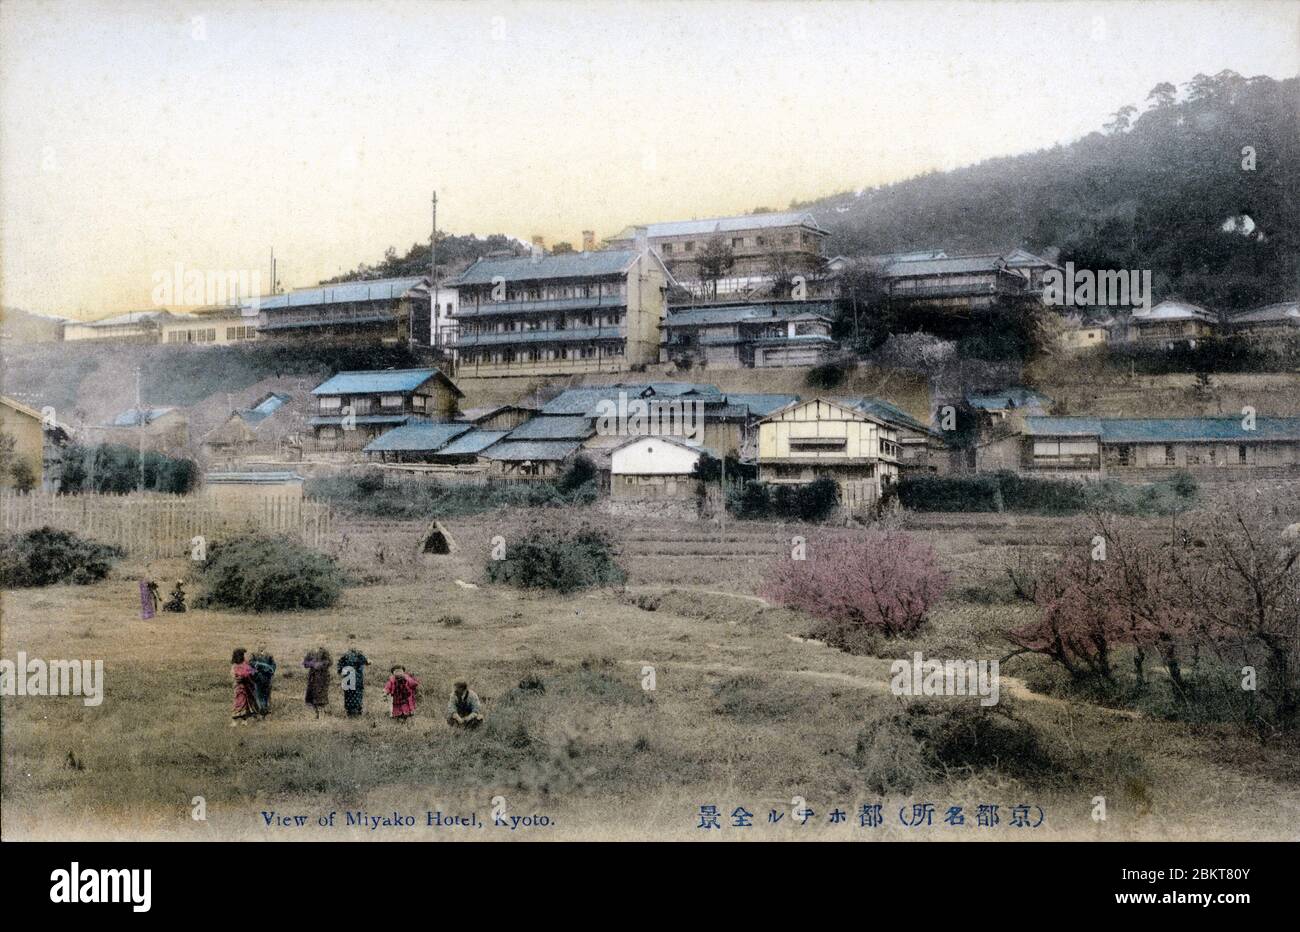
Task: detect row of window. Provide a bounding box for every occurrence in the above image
[459,313,623,336]
[461,282,626,304]
[166,328,218,343]
[661,232,816,254]
[463,344,624,365]
[317,394,429,413]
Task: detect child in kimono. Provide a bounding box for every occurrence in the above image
[384,665,420,721]
[249,649,277,716]
[337,648,370,717]
[230,648,259,725]
[302,647,331,718]
[446,681,484,729]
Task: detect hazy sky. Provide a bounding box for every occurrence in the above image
[1,0,1296,318]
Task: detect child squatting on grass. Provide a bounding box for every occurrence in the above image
[447,681,484,729]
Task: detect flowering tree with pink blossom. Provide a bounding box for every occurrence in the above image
[761,531,948,646]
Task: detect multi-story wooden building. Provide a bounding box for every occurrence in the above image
[308,367,461,452]
[659,300,837,368]
[255,277,430,344]
[62,310,174,343]
[159,307,258,345]
[607,211,829,297]
[879,254,1035,313]
[447,250,671,377]
[755,398,900,507]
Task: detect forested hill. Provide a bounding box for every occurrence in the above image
[801,72,1298,311]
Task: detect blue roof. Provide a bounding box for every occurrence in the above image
[449,251,641,287]
[505,416,594,440]
[539,383,722,416]
[253,277,426,312]
[362,422,473,453]
[1024,417,1300,443]
[311,367,460,396]
[725,394,801,417]
[111,407,176,427]
[481,439,584,461]
[309,414,414,427]
[436,429,511,456]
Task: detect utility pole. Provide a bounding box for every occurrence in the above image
[135,366,145,493]
[720,453,726,543]
[430,190,438,349]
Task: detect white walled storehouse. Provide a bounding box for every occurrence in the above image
[609,435,706,500]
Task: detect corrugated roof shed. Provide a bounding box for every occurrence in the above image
[449,251,640,286]
[506,416,594,441]
[253,277,426,312]
[481,439,583,461]
[363,422,472,453]
[312,368,460,396]
[111,406,177,427]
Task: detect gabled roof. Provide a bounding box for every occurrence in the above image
[1024,416,1300,443]
[311,367,462,397]
[609,434,708,455]
[505,416,595,441]
[838,397,935,435]
[611,211,828,241]
[661,300,836,327]
[1133,299,1218,323]
[757,397,889,427]
[456,404,540,424]
[237,392,291,425]
[1230,300,1299,324]
[448,250,651,287]
[362,422,472,454]
[1001,248,1059,269]
[253,277,427,312]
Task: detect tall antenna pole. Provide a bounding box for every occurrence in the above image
[135,366,145,493]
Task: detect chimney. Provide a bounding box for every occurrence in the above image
[582,230,595,252]
[633,225,649,255]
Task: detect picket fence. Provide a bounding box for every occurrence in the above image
[0,491,333,559]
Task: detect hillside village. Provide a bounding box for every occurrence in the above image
[2,201,1297,509]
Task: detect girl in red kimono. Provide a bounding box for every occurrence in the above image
[302,647,331,718]
[384,665,420,721]
[230,648,258,725]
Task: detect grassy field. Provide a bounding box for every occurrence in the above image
[3,506,1299,842]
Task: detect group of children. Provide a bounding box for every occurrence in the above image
[139,578,187,619]
[229,646,484,730]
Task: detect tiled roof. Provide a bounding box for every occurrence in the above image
[1231,300,1299,324]
[448,251,640,286]
[505,416,594,441]
[436,429,511,456]
[480,439,583,461]
[309,414,414,427]
[1024,416,1300,443]
[311,368,459,396]
[1133,299,1218,323]
[539,383,722,416]
[612,211,828,240]
[362,422,472,453]
[725,394,802,417]
[840,397,934,434]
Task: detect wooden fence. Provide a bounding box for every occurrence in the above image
[0,491,333,559]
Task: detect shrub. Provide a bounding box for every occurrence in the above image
[194,534,345,612]
[0,526,123,588]
[557,455,598,495]
[805,357,855,390]
[306,474,594,519]
[897,471,1197,516]
[855,702,1056,794]
[899,474,1002,512]
[726,477,840,522]
[761,530,948,642]
[58,444,200,494]
[485,524,625,593]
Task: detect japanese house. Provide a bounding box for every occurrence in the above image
[255,277,431,344]
[659,300,837,368]
[308,367,462,452]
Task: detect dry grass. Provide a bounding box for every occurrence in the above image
[3,509,1299,841]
